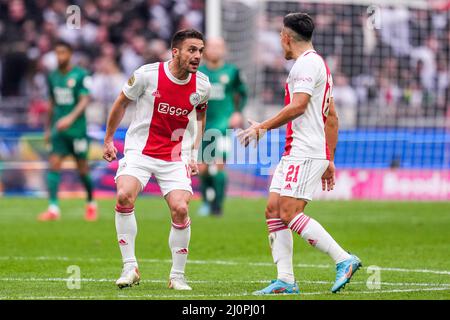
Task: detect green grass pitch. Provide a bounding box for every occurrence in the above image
[0,197,449,300]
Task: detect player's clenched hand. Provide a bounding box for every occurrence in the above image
[237,119,265,147]
[321,161,336,191]
[103,140,118,162]
[55,115,74,131]
[189,159,199,176]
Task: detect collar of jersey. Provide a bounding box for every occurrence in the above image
[164,61,192,85]
[300,49,316,58]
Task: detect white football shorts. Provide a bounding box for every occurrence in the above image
[269,157,329,201]
[115,151,192,196]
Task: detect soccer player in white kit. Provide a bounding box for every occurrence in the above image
[103,29,211,290]
[238,13,361,294]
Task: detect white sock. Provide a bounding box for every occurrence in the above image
[288,212,350,264]
[115,204,138,268]
[267,219,294,284]
[48,204,60,214]
[169,218,191,278]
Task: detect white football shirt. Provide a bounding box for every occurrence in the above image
[283,49,333,160]
[122,61,211,162]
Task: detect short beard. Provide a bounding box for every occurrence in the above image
[282,45,293,60]
[176,58,190,73]
[284,51,293,60]
[58,61,70,70]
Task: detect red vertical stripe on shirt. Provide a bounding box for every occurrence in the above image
[142,63,197,161]
[315,53,332,161]
[283,83,293,156]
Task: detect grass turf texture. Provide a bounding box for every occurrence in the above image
[0,197,449,300]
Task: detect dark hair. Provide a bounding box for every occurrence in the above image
[171,29,204,49]
[283,13,315,41]
[55,40,73,52]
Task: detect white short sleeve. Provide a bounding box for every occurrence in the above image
[290,57,320,96]
[122,67,146,101]
[196,73,211,112]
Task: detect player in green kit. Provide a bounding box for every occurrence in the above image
[38,41,97,221]
[198,37,248,216]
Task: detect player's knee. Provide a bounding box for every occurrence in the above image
[171,202,189,221]
[279,212,292,225]
[279,206,296,225]
[265,204,279,219]
[49,159,61,171]
[117,189,135,207]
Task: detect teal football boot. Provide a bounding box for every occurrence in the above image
[253,279,300,295]
[331,254,362,293]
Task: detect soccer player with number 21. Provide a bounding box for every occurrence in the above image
[238,13,362,295]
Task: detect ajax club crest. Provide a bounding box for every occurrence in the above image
[189,92,201,107]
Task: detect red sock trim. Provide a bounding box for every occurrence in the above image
[172,218,191,230]
[288,213,311,235]
[266,218,288,233]
[115,204,135,215]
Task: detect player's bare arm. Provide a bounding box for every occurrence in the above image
[55,94,90,131]
[189,110,207,176]
[322,97,338,191]
[229,104,244,129]
[237,92,310,147]
[229,89,246,129]
[103,92,132,162]
[45,98,54,144]
[229,73,248,129]
[229,91,245,129]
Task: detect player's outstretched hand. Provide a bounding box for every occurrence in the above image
[189,159,199,176]
[103,140,118,162]
[321,161,336,191]
[237,119,265,148]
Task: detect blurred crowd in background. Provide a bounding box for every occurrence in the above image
[258,2,450,127]
[0,0,204,126]
[1,0,449,129]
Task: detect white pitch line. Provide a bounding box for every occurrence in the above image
[0,292,253,300]
[1,287,450,300]
[273,287,450,297]
[335,287,450,295]
[1,256,450,275]
[0,277,449,288]
[375,267,450,275]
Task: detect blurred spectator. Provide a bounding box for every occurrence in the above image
[89,56,127,124]
[380,6,412,56]
[146,0,174,42]
[333,74,358,129]
[120,35,147,76]
[145,39,171,63]
[0,0,29,96]
[90,56,126,107]
[410,35,438,91]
